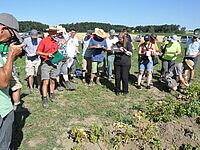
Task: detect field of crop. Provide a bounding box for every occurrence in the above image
[11,41,200,150]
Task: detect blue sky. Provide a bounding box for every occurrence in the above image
[0,0,199,30]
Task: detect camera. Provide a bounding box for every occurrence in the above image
[10,37,25,58]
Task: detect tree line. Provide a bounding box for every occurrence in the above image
[19,21,187,34]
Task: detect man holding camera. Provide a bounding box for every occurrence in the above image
[0,13,23,150]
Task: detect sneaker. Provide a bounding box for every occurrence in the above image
[50,94,58,103]
[147,85,151,89]
[71,80,78,84]
[64,81,76,90]
[96,78,101,85]
[82,78,86,83]
[123,92,128,96]
[115,92,120,96]
[56,85,63,91]
[42,97,49,109]
[29,88,34,94]
[137,85,142,89]
[69,82,76,90]
[88,81,94,86]
[108,78,113,82]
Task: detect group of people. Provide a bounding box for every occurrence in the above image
[0,12,200,149]
[137,33,200,91]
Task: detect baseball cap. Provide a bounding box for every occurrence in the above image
[30,29,38,36]
[86,30,93,35]
[167,36,172,41]
[171,35,178,42]
[0,13,22,43]
[144,34,150,41]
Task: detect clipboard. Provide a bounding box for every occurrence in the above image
[49,51,65,64]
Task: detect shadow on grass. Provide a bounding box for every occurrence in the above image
[153,73,170,92]
[20,93,29,99]
[10,103,31,150]
[100,77,115,92]
[129,73,138,85]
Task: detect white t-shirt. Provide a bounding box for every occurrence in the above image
[106,36,118,50]
[66,36,79,58]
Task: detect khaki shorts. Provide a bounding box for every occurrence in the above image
[82,57,92,73]
[41,61,58,80]
[25,59,41,76]
[10,72,22,91]
[92,62,104,74]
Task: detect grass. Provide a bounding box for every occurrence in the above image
[13,42,200,149]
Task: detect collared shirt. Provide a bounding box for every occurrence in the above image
[23,37,42,57]
[37,36,58,61]
[0,55,12,118]
[185,41,200,56]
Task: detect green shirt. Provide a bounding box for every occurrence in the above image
[0,55,13,118]
[163,41,181,60]
[0,43,9,56]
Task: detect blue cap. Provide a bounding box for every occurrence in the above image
[144,34,150,41]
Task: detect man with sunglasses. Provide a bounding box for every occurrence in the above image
[0,13,23,150]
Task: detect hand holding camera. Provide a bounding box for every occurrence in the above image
[8,43,24,61]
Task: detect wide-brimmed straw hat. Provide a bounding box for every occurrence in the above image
[57,26,66,33]
[185,59,194,70]
[94,28,107,38]
[46,25,60,31]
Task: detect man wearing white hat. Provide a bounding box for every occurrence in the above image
[88,28,108,86]
[36,26,59,108]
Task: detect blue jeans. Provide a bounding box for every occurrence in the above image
[107,54,115,79]
[139,60,153,72]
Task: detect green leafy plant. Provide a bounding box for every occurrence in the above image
[150,138,162,150]
[68,128,87,143]
[71,145,82,150]
[179,144,200,150]
[88,124,102,143]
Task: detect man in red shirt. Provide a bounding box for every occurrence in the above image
[36,26,59,108]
